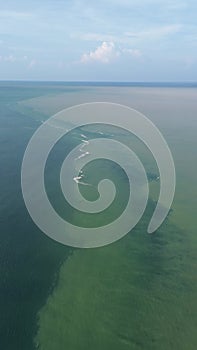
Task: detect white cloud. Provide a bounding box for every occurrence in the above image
[80,42,119,64]
[122,48,142,57]
[75,24,181,48]
[0,54,30,64]
[0,11,32,20]
[28,59,36,69]
[4,54,16,62]
[73,33,116,42]
[97,0,187,10]
[124,24,181,40]
[80,42,142,65]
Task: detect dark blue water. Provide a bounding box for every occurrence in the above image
[0,83,72,350]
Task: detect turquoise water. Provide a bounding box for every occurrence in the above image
[0,82,197,349]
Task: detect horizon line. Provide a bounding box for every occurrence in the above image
[0,80,197,84]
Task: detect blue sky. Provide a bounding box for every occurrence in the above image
[0,0,196,81]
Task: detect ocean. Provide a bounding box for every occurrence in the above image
[0,81,197,349]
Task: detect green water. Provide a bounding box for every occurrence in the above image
[0,82,197,349]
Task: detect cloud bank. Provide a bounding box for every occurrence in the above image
[80,42,118,64]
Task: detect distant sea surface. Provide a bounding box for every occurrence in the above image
[0,81,197,350]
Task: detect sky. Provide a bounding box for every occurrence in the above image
[0,0,197,81]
